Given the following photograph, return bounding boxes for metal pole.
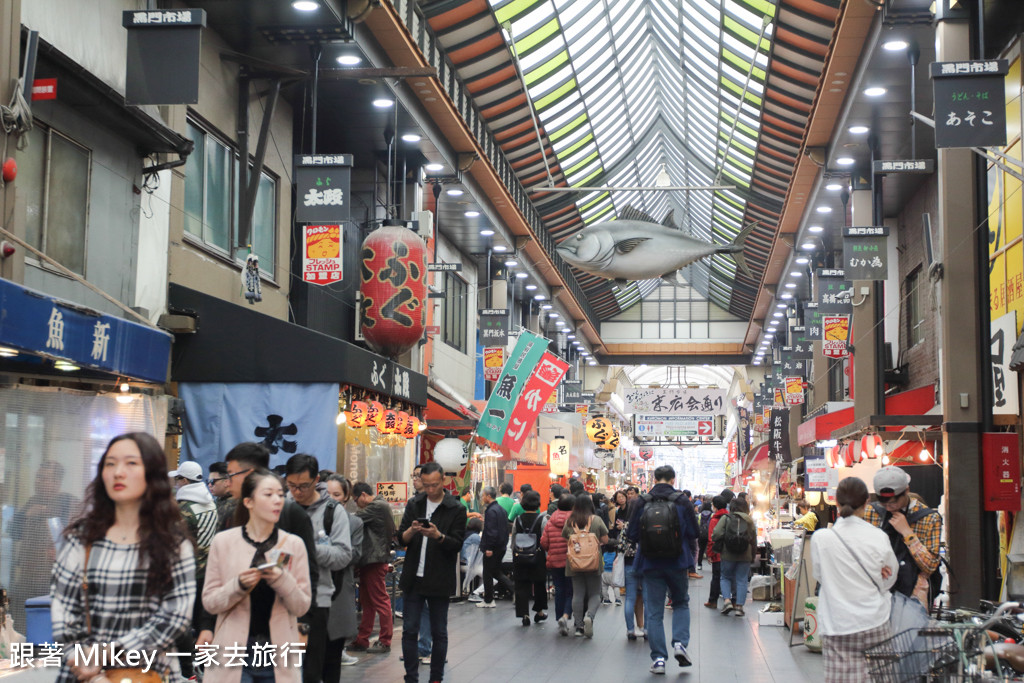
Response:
[310,44,321,154]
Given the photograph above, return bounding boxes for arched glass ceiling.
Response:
[490,0,775,312]
[624,364,737,390]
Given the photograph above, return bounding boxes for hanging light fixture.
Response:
[805,490,822,506]
[403,416,420,439]
[586,417,612,443]
[346,400,368,428]
[861,433,883,460]
[116,381,133,404]
[379,408,399,434]
[549,435,570,477]
[365,400,384,427]
[918,433,932,463]
[395,410,409,435]
[434,433,468,473]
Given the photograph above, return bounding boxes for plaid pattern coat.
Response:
[50,536,196,683]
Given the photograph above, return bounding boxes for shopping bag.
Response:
[611,553,625,587]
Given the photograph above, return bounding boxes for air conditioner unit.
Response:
[411,210,433,240]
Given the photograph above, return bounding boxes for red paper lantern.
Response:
[826,444,839,468]
[346,400,368,427]
[2,158,16,183]
[403,416,419,439]
[842,442,855,468]
[359,225,427,358]
[862,434,883,460]
[379,409,399,434]
[365,400,384,426]
[395,411,409,435]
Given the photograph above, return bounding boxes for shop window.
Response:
[21,123,91,275]
[828,357,849,402]
[442,271,467,352]
[906,267,924,347]
[183,120,277,277]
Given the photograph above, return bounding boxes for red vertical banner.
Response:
[983,432,1021,511]
[502,353,569,452]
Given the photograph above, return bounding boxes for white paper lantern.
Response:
[434,437,467,473]
[549,436,570,476]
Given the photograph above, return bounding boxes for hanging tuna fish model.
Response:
[555,207,757,286]
[359,223,427,358]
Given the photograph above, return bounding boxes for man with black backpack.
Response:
[479,485,514,608]
[626,465,700,675]
[865,466,942,607]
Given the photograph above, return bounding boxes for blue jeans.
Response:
[401,588,449,683]
[241,665,275,683]
[624,563,641,632]
[550,566,573,619]
[417,603,431,657]
[642,568,691,662]
[721,560,749,606]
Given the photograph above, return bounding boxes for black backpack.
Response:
[512,514,544,567]
[322,501,349,600]
[638,492,684,559]
[698,510,712,545]
[721,513,751,554]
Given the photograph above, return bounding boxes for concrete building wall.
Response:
[430,235,477,401]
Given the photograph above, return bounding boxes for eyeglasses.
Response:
[225,468,253,480]
[209,477,228,484]
[412,473,422,479]
[286,480,316,492]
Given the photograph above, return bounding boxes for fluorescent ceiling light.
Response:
[776,303,787,309]
[504,259,518,267]
[493,245,508,252]
[525,284,537,290]
[542,304,553,310]
[515,272,528,279]
[864,86,887,97]
[292,0,319,9]
[480,229,494,236]
[784,282,797,289]
[534,294,546,300]
[0,346,18,357]
[790,271,802,277]
[567,334,576,339]
[883,39,908,51]
[446,189,464,196]
[372,98,394,108]
[825,183,843,191]
[795,257,809,264]
[555,321,565,326]
[816,206,833,213]
[808,225,824,233]
[801,242,816,250]
[401,133,421,142]
[54,361,80,371]
[588,360,597,366]
[464,210,480,217]
[424,162,444,171]
[773,312,783,318]
[781,293,794,299]
[337,55,362,66]
[835,157,855,167]
[848,125,869,134]
[548,312,559,318]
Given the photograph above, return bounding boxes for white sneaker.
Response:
[583,615,594,638]
[650,658,666,675]
[557,616,569,636]
[467,593,483,603]
[633,627,647,639]
[477,600,497,608]
[340,651,358,666]
[673,642,692,667]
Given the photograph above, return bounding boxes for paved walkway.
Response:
[344,578,823,682]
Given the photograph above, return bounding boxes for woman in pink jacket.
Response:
[540,493,575,636]
[203,469,311,683]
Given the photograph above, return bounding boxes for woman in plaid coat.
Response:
[811,477,898,683]
[50,433,196,683]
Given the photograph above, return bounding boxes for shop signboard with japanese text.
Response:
[823,315,851,358]
[503,353,569,452]
[479,309,509,346]
[768,409,790,463]
[376,481,409,514]
[302,225,342,284]
[842,227,889,281]
[483,347,504,382]
[931,60,1008,149]
[476,331,549,445]
[294,155,352,224]
[991,312,1019,416]
[982,432,1021,511]
[633,414,715,438]
[817,269,852,314]
[805,457,828,491]
[624,388,726,416]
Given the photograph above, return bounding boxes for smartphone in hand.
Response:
[416,518,432,527]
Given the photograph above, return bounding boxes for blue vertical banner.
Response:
[179,382,340,470]
[476,331,548,444]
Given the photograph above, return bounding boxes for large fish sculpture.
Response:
[555,209,756,286]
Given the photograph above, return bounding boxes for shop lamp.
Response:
[116,382,133,404]
[365,400,384,427]
[586,417,612,443]
[841,442,855,467]
[434,434,468,473]
[395,411,409,435]
[805,491,822,506]
[418,419,428,432]
[403,416,419,439]
[335,411,347,425]
[549,435,570,476]
[346,400,368,428]
[379,409,399,434]
[918,434,932,463]
[882,454,891,465]
[862,434,883,460]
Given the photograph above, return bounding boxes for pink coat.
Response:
[202,527,312,683]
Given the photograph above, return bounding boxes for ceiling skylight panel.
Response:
[725,0,770,32]
[569,20,610,61]
[543,100,586,132]
[510,9,556,48]
[528,63,574,94]
[581,201,614,223]
[616,21,647,58]
[552,127,592,155]
[576,56,614,90]
[520,35,565,71]
[607,0,643,28]
[556,0,599,27]
[527,72,574,103]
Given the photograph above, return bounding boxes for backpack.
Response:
[512,514,544,567]
[698,509,712,545]
[321,501,349,600]
[720,513,752,554]
[638,492,684,559]
[567,519,602,572]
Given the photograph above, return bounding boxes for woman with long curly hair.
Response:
[50,432,196,683]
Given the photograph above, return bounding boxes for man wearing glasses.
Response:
[194,443,318,652]
[285,454,353,683]
[350,480,397,655]
[207,461,232,513]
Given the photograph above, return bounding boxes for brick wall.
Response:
[895,177,940,391]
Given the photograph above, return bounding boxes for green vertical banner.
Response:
[477,330,548,444]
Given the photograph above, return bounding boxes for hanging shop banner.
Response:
[294,155,353,224]
[624,387,727,416]
[779,350,808,378]
[754,412,765,433]
[982,432,1021,511]
[123,9,206,105]
[634,414,715,438]
[561,379,583,404]
[761,405,771,429]
[931,60,1008,149]
[302,224,343,284]
[823,315,852,358]
[479,309,509,346]
[790,326,814,360]
[503,352,569,452]
[769,408,791,463]
[805,457,828,491]
[738,407,750,459]
[542,390,558,414]
[816,269,852,314]
[0,277,172,383]
[774,388,785,407]
[842,227,890,281]
[483,347,504,382]
[477,331,549,445]
[991,311,1020,416]
[179,382,339,471]
[804,302,822,341]
[784,376,805,405]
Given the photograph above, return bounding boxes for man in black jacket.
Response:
[397,462,466,683]
[478,485,514,608]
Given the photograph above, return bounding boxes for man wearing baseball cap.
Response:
[865,466,942,607]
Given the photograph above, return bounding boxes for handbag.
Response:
[611,553,625,587]
[82,544,163,683]
[832,530,929,634]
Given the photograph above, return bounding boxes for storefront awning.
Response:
[169,284,427,405]
[0,277,172,382]
[742,442,771,473]
[797,384,937,446]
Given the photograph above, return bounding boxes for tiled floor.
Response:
[343,580,823,682]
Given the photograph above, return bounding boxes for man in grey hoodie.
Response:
[285,454,354,683]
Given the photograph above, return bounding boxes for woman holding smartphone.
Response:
[203,469,311,683]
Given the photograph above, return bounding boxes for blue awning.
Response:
[0,277,172,383]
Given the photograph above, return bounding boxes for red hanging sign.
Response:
[983,432,1021,511]
[502,352,569,452]
[823,315,851,358]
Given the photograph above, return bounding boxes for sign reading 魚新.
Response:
[842,227,890,281]
[302,225,342,285]
[931,59,1008,149]
[624,388,726,416]
[294,155,353,224]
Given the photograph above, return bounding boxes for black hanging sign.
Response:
[790,326,814,360]
[873,160,935,174]
[294,155,353,224]
[842,226,890,281]
[931,59,1008,149]
[123,9,206,105]
[479,309,509,346]
[769,408,791,463]
[816,269,853,314]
